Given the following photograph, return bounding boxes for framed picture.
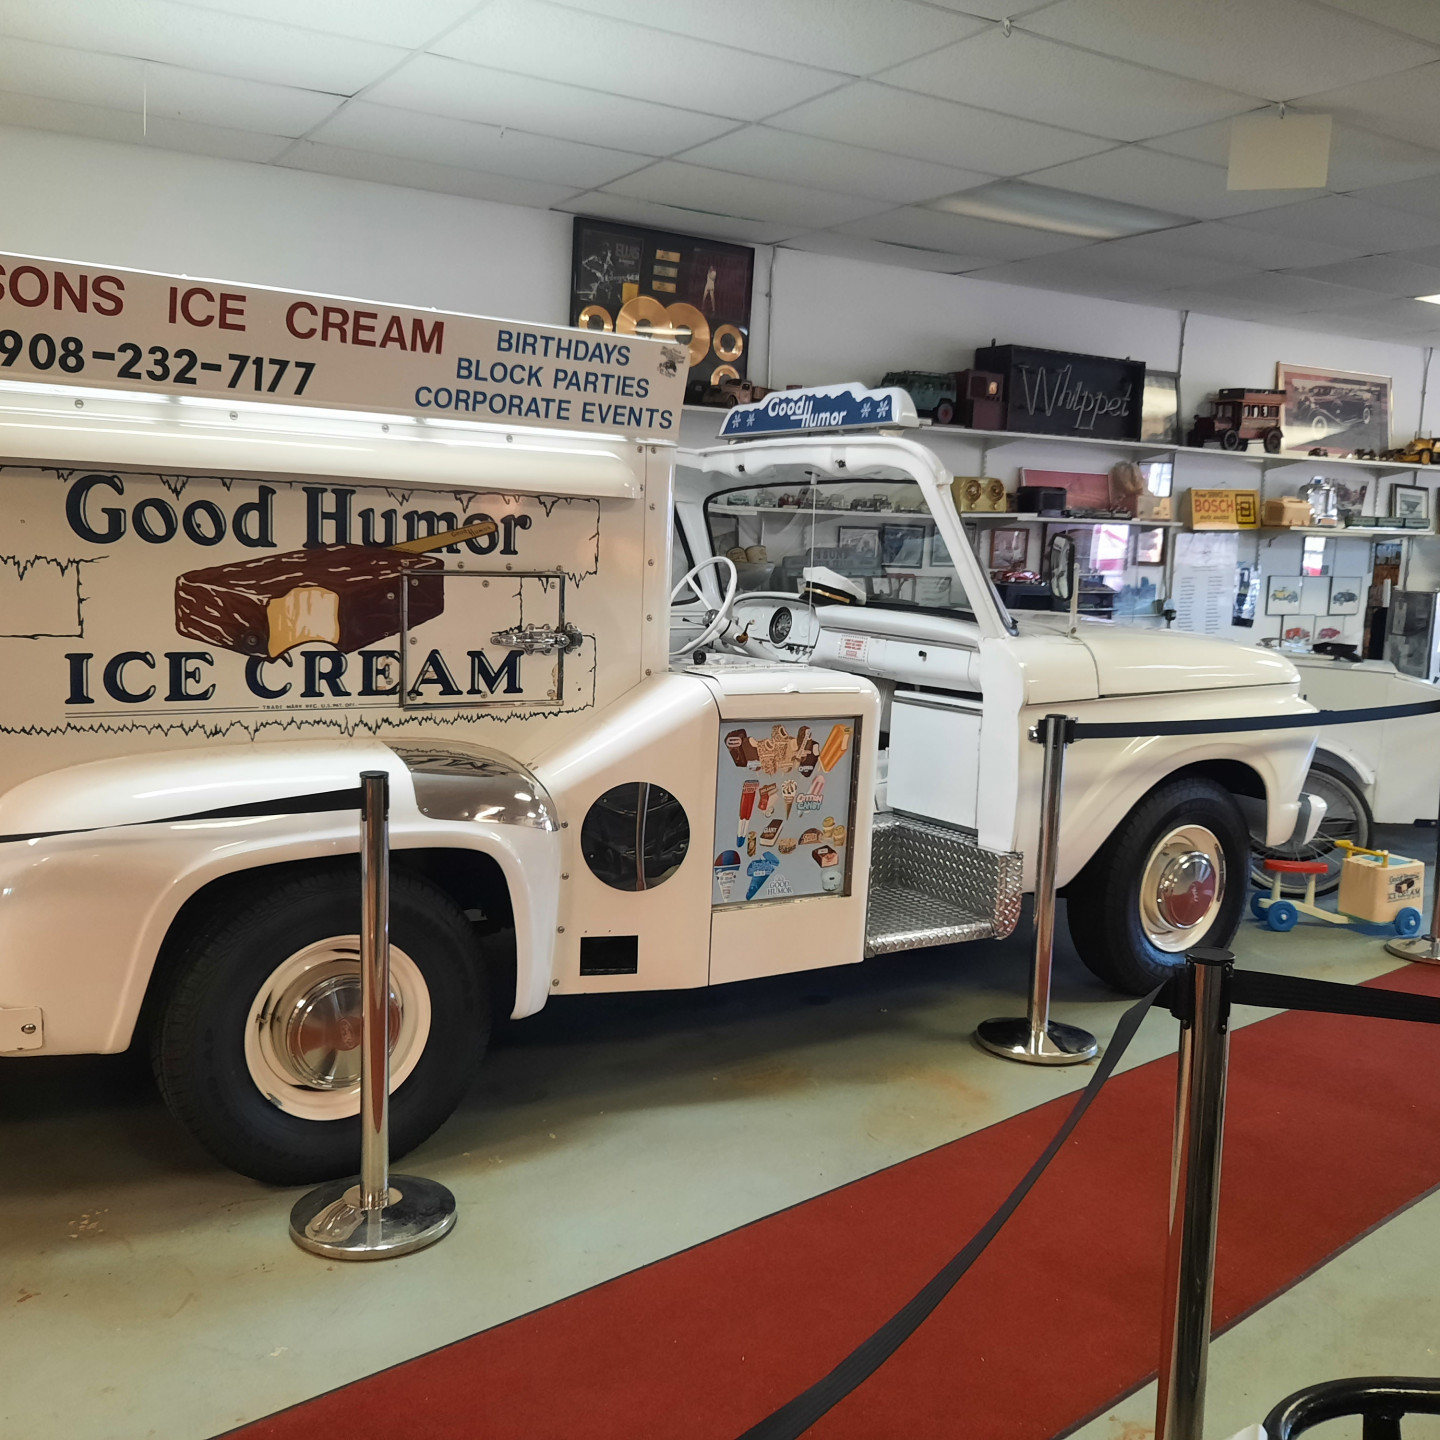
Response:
[1332,475,1371,523]
[1277,362,1391,455]
[1328,579,1363,616]
[837,526,880,563]
[1390,483,1430,524]
[1266,575,1302,615]
[1134,526,1165,565]
[881,523,926,566]
[929,529,952,569]
[1281,615,1314,647]
[570,217,755,406]
[1301,575,1331,615]
[990,527,1029,573]
[1140,370,1180,444]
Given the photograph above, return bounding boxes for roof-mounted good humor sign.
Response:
[0,253,688,439]
[718,383,918,439]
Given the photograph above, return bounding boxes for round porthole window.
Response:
[580,783,690,891]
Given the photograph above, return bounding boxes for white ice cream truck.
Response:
[0,255,1321,1182]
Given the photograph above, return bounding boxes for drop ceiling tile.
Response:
[837,206,1098,260]
[1146,114,1440,191]
[554,0,989,74]
[309,101,648,188]
[1027,146,1321,221]
[601,161,893,229]
[674,127,991,204]
[172,0,482,47]
[1024,0,1438,100]
[366,55,736,155]
[957,255,1169,302]
[1341,297,1440,331]
[0,0,403,91]
[559,191,800,244]
[1281,254,1440,297]
[879,30,1258,143]
[278,140,579,207]
[768,82,1114,173]
[780,231,991,273]
[922,0,1053,16]
[1051,236,1258,289]
[0,39,345,135]
[1348,175,1440,218]
[1225,193,1440,252]
[0,87,291,161]
[1317,0,1440,45]
[1100,218,1365,268]
[1174,271,1391,312]
[1396,242,1440,268]
[432,0,842,120]
[1300,64,1440,151]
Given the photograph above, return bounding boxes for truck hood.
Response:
[1013,613,1299,696]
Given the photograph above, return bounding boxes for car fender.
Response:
[0,740,561,1055]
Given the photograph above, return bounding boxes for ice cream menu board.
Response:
[712,717,857,906]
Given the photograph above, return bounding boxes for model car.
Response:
[1187,389,1285,453]
[704,375,771,408]
[1382,437,1436,465]
[881,370,961,426]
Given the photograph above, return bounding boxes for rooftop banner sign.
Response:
[718,382,918,439]
[0,253,688,440]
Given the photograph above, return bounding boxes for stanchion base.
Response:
[289,1174,456,1260]
[975,1016,1099,1066]
[1385,934,1440,965]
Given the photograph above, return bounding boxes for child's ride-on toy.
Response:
[1252,843,1424,937]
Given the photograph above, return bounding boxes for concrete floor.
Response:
[2,829,1437,1440]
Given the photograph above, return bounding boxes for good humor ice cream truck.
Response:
[0,254,1321,1182]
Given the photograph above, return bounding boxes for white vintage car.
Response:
[0,305,1320,1186]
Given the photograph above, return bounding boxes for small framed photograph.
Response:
[1280,615,1314,647]
[881,523,926,566]
[837,526,880,563]
[1390,483,1430,524]
[929,529,952,569]
[1301,575,1331,615]
[989,526,1029,573]
[1133,526,1165,565]
[1266,575,1302,615]
[1328,579,1363,616]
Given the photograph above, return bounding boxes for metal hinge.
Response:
[0,1006,43,1051]
[490,622,583,656]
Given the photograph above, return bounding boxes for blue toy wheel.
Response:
[1394,906,1423,937]
[1250,891,1269,921]
[1267,900,1299,932]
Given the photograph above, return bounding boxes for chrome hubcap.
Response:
[245,937,431,1121]
[1140,825,1225,952]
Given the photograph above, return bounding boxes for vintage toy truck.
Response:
[0,260,1321,1184]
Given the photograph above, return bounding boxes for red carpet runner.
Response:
[230,963,1440,1440]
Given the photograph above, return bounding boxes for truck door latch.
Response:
[490,623,583,655]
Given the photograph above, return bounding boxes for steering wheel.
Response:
[670,555,739,658]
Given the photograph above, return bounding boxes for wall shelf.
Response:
[959,513,1180,528]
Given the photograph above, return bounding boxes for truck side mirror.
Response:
[1048,534,1076,602]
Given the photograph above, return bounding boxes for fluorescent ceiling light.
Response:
[924,180,1186,239]
[1418,293,1440,305]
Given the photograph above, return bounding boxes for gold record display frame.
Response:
[570,217,755,405]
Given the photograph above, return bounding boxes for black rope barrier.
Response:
[0,786,364,845]
[734,986,1163,1440]
[735,966,1440,1438]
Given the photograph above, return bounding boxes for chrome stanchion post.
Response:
[289,770,457,1260]
[1156,948,1233,1440]
[976,713,1099,1065]
[1386,775,1440,964]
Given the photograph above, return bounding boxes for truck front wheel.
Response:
[1066,778,1248,994]
[151,864,488,1184]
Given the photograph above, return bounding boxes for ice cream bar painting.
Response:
[711,716,857,906]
